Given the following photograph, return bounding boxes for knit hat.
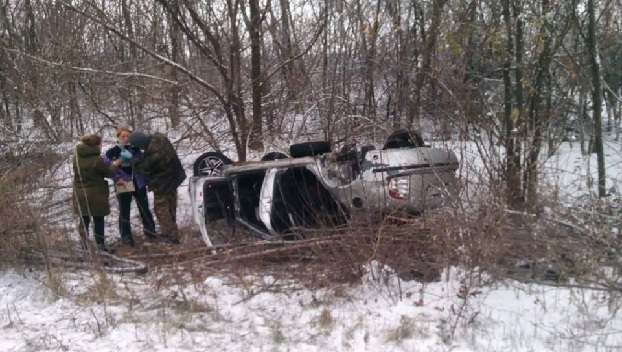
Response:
[129,131,149,149]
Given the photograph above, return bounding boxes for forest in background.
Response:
[1,0,621,206]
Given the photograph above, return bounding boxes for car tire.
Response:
[383,130,426,149]
[193,152,233,176]
[260,152,289,161]
[289,141,332,158]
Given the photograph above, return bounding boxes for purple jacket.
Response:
[103,144,148,189]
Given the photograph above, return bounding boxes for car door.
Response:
[202,177,234,222]
[189,175,232,247]
[258,168,279,237]
[189,176,207,228]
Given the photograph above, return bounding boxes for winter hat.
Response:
[129,131,149,149]
[80,134,102,147]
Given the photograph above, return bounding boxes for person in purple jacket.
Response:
[104,126,156,249]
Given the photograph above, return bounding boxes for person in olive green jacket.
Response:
[73,134,122,252]
[129,131,186,244]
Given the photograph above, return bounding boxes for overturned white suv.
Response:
[189,130,459,247]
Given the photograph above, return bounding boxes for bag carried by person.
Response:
[115,180,135,193]
[115,168,135,194]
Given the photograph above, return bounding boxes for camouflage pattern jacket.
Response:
[136,133,186,194]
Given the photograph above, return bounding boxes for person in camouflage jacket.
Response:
[129,131,186,244]
[73,134,122,252]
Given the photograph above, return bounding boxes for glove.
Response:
[120,150,133,159]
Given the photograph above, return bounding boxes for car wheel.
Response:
[383,130,426,149]
[289,141,332,158]
[260,152,289,161]
[193,152,233,176]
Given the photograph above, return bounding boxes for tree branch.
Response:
[58,0,225,103]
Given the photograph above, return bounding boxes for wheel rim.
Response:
[198,156,226,176]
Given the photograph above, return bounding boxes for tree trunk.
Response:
[248,0,263,151]
[502,0,522,207]
[68,81,83,136]
[587,0,606,197]
[579,90,587,155]
[278,0,294,101]
[355,0,379,123]
[228,0,247,161]
[169,18,181,128]
[525,0,552,204]
[122,0,144,126]
[408,0,446,128]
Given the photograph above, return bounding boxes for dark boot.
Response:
[97,244,109,253]
[144,230,158,240]
[164,235,180,244]
[118,192,134,245]
[121,234,135,246]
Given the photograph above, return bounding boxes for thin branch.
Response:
[77,81,116,125]
[6,49,178,84]
[155,0,229,80]
[263,17,327,85]
[58,1,225,103]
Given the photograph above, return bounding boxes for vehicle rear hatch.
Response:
[363,148,459,211]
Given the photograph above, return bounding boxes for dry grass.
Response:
[386,315,421,342]
[0,152,54,267]
[105,195,621,300]
[316,308,334,330]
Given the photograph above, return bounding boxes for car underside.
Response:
[189,131,460,247]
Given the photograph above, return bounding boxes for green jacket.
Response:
[72,144,117,216]
[136,133,186,194]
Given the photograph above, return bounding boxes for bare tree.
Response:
[168,8,181,129]
[4,0,620,205]
[587,0,606,197]
[248,0,264,150]
[385,0,415,129]
[501,0,523,206]
[408,0,448,128]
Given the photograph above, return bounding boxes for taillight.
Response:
[387,176,409,200]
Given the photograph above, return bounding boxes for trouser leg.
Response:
[118,192,133,244]
[134,186,156,238]
[93,216,106,250]
[169,192,178,227]
[154,191,180,243]
[168,192,179,241]
[78,216,90,250]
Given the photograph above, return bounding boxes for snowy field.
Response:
[1,137,621,352]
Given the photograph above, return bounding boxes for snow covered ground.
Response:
[1,137,621,352]
[1,265,620,351]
